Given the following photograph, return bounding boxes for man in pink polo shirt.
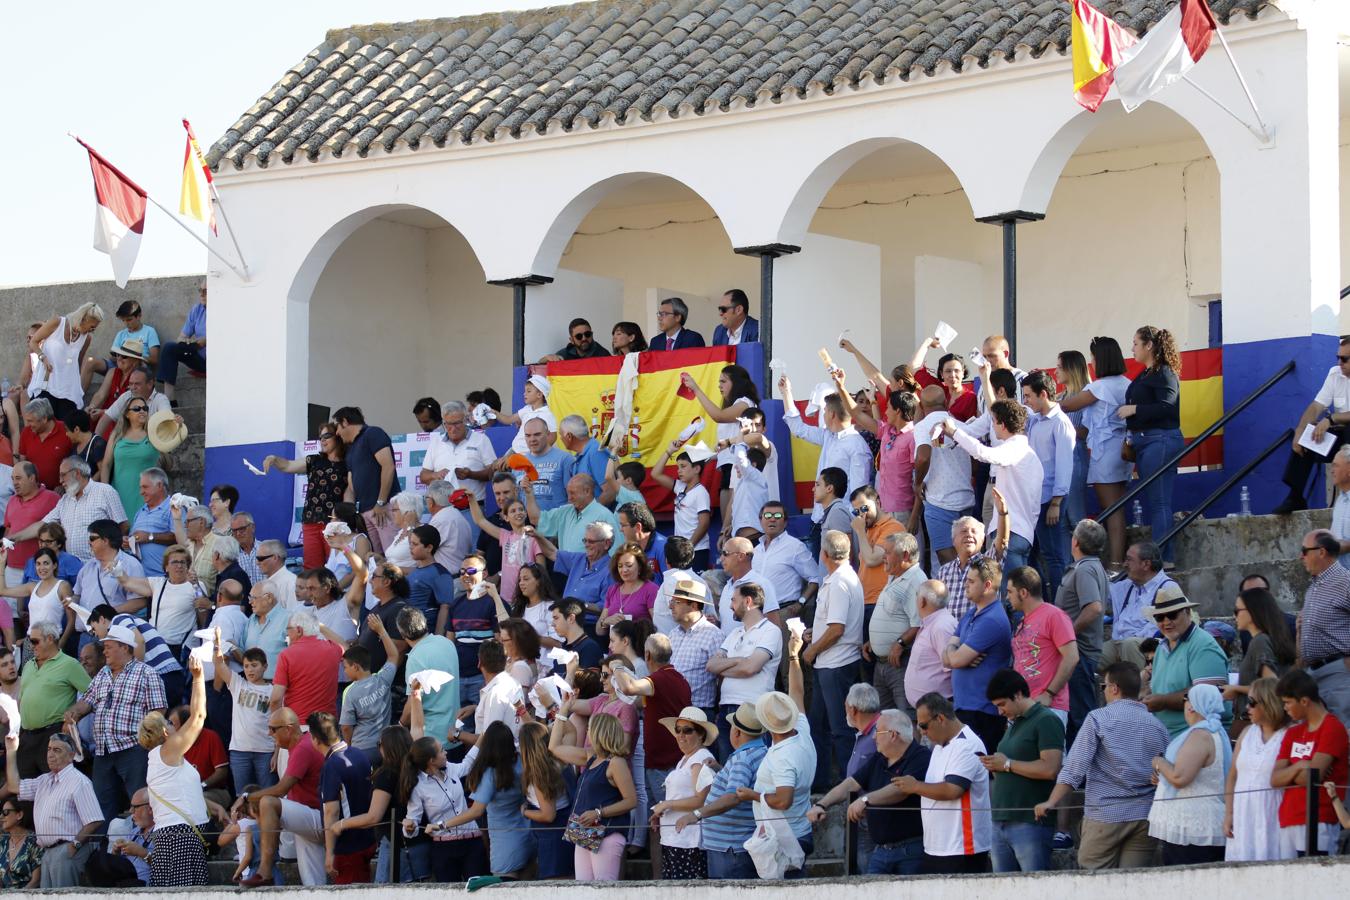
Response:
[1,462,57,587]
[1006,566,1078,728]
[270,609,342,721]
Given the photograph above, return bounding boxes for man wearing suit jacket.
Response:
[712,289,760,346]
[651,297,706,351]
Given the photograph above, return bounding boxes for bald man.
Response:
[236,708,327,887]
[717,536,781,635]
[976,335,1027,415]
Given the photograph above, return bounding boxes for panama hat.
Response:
[728,702,765,737]
[659,706,718,747]
[111,338,148,362]
[670,578,711,605]
[148,409,188,453]
[1142,583,1199,619]
[756,691,799,735]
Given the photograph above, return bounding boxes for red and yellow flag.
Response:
[179,119,217,234]
[546,347,735,513]
[1071,0,1138,111]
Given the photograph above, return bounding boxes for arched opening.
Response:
[296,205,504,433]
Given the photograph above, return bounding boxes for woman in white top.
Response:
[381,491,424,572]
[1148,684,1230,865]
[1059,336,1132,569]
[119,544,199,652]
[1224,677,1293,861]
[496,617,541,691]
[27,303,104,416]
[497,375,557,457]
[138,654,210,886]
[682,364,760,522]
[651,706,717,879]
[399,735,486,881]
[493,563,561,664]
[25,548,73,648]
[323,504,374,593]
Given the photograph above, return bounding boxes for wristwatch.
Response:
[1004,759,1013,773]
[693,809,703,820]
[375,500,387,507]
[860,795,869,806]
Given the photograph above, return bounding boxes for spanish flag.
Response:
[1071,0,1138,111]
[179,119,217,234]
[546,347,735,514]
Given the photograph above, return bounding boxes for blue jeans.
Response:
[706,846,759,879]
[714,704,738,762]
[867,836,924,875]
[157,341,206,385]
[990,821,1053,872]
[1132,428,1183,562]
[1065,441,1089,528]
[459,673,484,709]
[93,745,148,822]
[1001,533,1032,597]
[230,749,277,796]
[1033,501,1069,599]
[809,663,858,792]
[375,836,413,883]
[645,766,671,806]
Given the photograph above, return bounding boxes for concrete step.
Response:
[162,432,206,497]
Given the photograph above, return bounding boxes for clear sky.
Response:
[0,1,553,288]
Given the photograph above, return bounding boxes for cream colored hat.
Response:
[148,409,188,453]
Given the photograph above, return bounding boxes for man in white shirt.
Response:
[462,638,524,743]
[1277,336,1350,514]
[913,387,974,567]
[1331,446,1350,569]
[778,375,874,520]
[893,692,992,873]
[869,531,926,711]
[100,367,172,437]
[716,536,780,634]
[975,335,1028,416]
[941,400,1043,583]
[803,529,864,792]
[257,540,299,610]
[425,480,474,576]
[419,401,497,502]
[1022,372,1077,598]
[707,581,782,760]
[752,501,819,615]
[298,568,357,684]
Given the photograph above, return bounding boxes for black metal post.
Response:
[487,275,554,368]
[733,243,800,393]
[1307,767,1321,856]
[975,212,1044,363]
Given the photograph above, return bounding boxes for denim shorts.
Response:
[924,504,964,551]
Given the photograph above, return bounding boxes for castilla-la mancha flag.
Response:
[77,138,147,288]
[1114,0,1218,112]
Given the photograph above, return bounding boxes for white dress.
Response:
[27,317,85,405]
[1226,725,1289,861]
[1148,730,1227,847]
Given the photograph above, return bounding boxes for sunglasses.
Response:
[319,433,336,441]
[1153,610,1185,623]
[674,726,702,736]
[128,406,148,413]
[256,554,277,563]
[1339,355,1350,364]
[232,525,253,534]
[459,567,480,576]
[917,720,931,731]
[760,511,785,520]
[267,724,291,733]
[1300,546,1321,556]
[573,331,593,340]
[717,306,732,313]
[0,808,18,815]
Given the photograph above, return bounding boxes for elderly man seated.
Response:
[236,707,326,887]
[2,730,104,887]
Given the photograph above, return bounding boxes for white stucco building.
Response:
[202,0,1347,538]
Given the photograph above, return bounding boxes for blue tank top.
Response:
[573,758,629,835]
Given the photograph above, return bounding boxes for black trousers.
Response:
[922,851,991,874]
[1282,425,1349,496]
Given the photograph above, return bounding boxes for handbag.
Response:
[562,811,606,852]
[1121,438,1136,463]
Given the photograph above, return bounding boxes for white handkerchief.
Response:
[468,583,488,600]
[410,669,455,693]
[933,321,958,351]
[804,382,833,416]
[189,643,217,663]
[323,521,352,540]
[548,647,578,666]
[968,347,988,370]
[786,617,805,638]
[676,417,705,444]
[193,627,217,642]
[613,677,638,704]
[243,458,265,476]
[0,692,19,739]
[170,493,200,509]
[0,538,13,551]
[1299,423,1337,456]
[70,604,92,625]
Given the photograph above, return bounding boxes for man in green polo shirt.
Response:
[980,668,1065,873]
[16,621,90,777]
[525,473,619,554]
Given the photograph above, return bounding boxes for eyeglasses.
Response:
[458,567,480,576]
[1233,606,1247,616]
[319,433,336,441]
[875,728,897,738]
[1153,610,1185,623]
[1300,546,1320,556]
[267,724,291,733]
[674,726,701,736]
[166,559,189,567]
[582,537,607,545]
[231,525,253,534]
[0,808,18,815]
[656,310,675,318]
[760,511,785,520]
[130,801,150,810]
[573,331,593,340]
[717,306,732,313]
[128,406,148,413]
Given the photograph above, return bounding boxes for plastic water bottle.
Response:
[1240,486,1252,516]
[1132,500,1144,527]
[0,377,9,397]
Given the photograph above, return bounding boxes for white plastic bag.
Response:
[743,800,804,879]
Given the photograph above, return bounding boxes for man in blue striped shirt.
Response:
[684,702,768,879]
[85,603,185,706]
[1033,660,1169,869]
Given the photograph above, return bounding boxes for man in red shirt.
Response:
[613,632,692,806]
[16,399,72,490]
[238,707,326,887]
[1273,669,1349,856]
[1,461,58,586]
[168,704,231,810]
[271,609,343,721]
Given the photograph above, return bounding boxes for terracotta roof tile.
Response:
[210,0,1268,168]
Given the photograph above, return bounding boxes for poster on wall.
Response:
[289,431,437,544]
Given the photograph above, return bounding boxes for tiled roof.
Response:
[208,0,1268,170]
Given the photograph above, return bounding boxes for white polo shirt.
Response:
[718,572,780,636]
[475,671,526,741]
[422,430,498,500]
[1315,364,1350,413]
[921,724,993,857]
[717,616,782,706]
[914,411,975,512]
[810,563,864,670]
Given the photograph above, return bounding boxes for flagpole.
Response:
[1179,75,1268,141]
[204,183,250,278]
[1211,25,1272,141]
[144,193,249,281]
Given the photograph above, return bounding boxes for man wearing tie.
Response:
[1101,541,1175,669]
[651,297,705,351]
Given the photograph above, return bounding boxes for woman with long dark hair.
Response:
[1117,326,1183,565]
[497,617,542,690]
[333,725,415,883]
[399,734,486,882]
[1223,588,1296,719]
[1061,337,1132,568]
[262,422,348,569]
[440,721,535,879]
[681,363,761,518]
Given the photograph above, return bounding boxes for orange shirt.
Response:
[859,517,906,605]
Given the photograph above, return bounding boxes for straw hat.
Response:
[1141,583,1199,620]
[755,691,799,735]
[658,706,718,747]
[111,338,148,362]
[670,578,711,605]
[728,702,764,737]
[148,409,188,453]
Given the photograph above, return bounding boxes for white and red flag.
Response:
[76,137,147,288]
[1113,0,1218,112]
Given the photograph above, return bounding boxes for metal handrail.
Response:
[1342,284,1350,300]
[1155,428,1294,547]
[1099,359,1297,523]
